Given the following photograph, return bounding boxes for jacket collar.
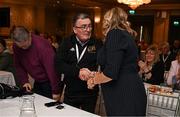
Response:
[70,34,95,46]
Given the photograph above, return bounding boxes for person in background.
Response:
[0,38,16,80]
[140,40,149,51]
[159,42,176,84]
[167,51,180,90]
[170,39,180,56]
[47,35,57,52]
[51,35,59,50]
[139,44,164,85]
[55,13,102,113]
[87,7,147,116]
[11,26,60,100]
[159,42,176,71]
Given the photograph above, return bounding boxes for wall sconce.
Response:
[94,7,101,23]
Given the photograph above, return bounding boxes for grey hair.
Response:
[11,26,29,42]
[72,13,91,27]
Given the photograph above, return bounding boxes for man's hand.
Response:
[79,68,92,81]
[52,94,60,101]
[23,83,32,92]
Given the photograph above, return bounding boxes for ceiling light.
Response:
[117,0,151,9]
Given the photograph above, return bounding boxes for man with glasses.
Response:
[11,26,60,100]
[55,13,102,113]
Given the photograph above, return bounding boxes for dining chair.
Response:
[146,89,180,117]
[95,85,106,116]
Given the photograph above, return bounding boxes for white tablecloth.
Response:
[0,71,16,86]
[0,94,100,117]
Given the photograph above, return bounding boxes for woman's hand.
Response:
[138,60,151,73]
[87,78,95,89]
[138,60,146,69]
[87,72,112,89]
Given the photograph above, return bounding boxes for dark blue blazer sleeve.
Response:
[103,29,129,80]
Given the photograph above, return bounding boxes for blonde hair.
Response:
[102,7,137,37]
[145,44,160,64]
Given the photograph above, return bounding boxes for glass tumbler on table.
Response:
[19,95,37,117]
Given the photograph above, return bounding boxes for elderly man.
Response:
[55,13,102,113]
[159,42,176,71]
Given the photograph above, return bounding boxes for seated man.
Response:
[159,42,176,71]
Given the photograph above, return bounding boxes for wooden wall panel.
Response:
[153,11,169,44]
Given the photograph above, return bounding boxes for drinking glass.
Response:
[19,95,37,117]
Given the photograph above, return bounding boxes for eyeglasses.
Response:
[75,24,92,31]
[146,51,155,56]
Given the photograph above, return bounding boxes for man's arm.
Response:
[55,39,80,77]
[39,40,60,97]
[13,47,29,87]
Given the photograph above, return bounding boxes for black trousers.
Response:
[64,94,98,113]
[33,81,52,99]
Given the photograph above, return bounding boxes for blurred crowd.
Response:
[0,7,179,116]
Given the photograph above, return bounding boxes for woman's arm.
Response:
[87,72,112,89]
[167,61,176,85]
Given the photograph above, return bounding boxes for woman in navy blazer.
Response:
[87,7,147,116]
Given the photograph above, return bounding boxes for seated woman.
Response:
[138,44,164,85]
[167,51,180,90]
[0,38,17,84]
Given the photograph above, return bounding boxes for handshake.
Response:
[79,68,99,89]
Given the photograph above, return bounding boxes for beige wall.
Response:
[0,4,35,36]
[153,11,170,44]
[0,3,96,38]
[0,1,46,37]
[44,8,66,35]
[35,6,45,33]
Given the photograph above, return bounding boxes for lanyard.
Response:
[162,51,171,63]
[75,44,87,63]
[162,54,169,63]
